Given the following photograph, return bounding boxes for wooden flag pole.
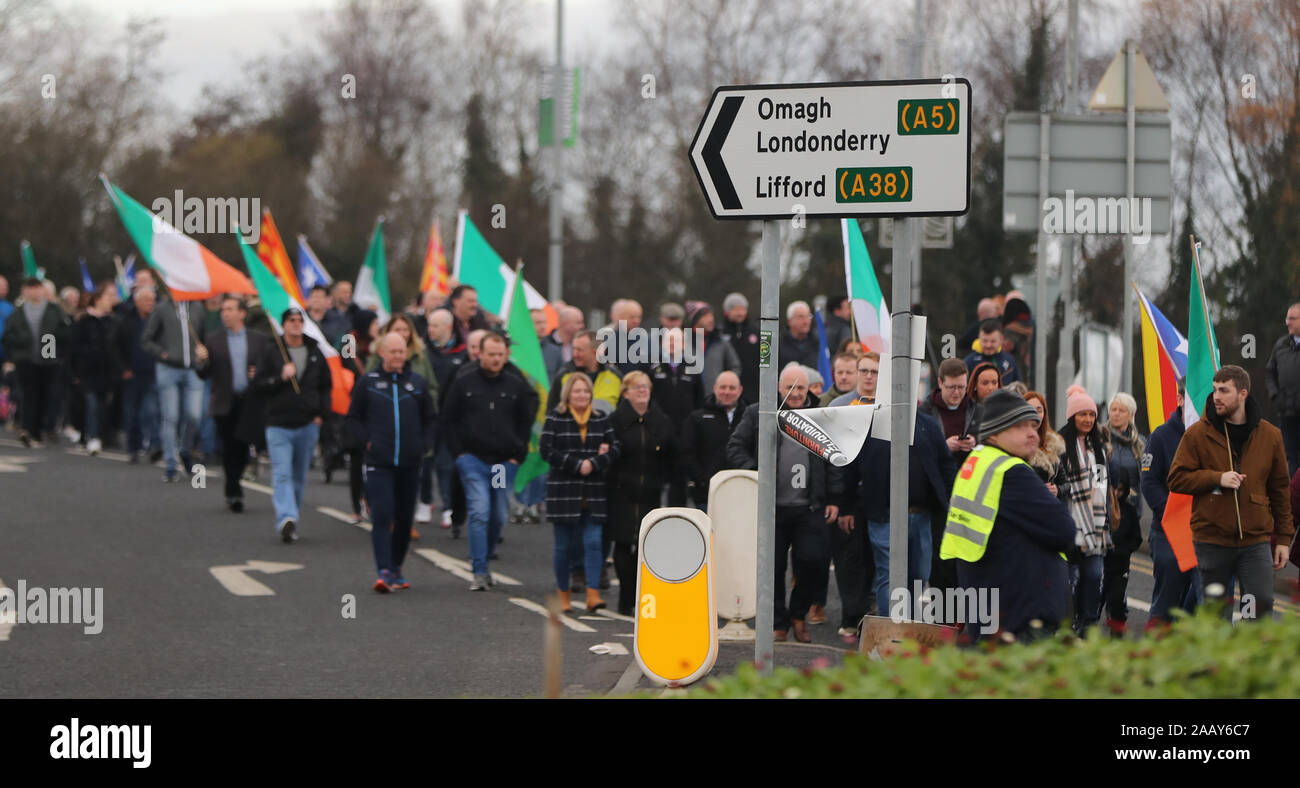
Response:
[268,313,301,395]
[1223,422,1244,540]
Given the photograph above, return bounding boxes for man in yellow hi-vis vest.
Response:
[940,390,1075,640]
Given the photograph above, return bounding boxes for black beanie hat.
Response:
[977,390,1040,442]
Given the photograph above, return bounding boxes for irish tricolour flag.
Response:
[100,175,255,300]
[238,236,354,415]
[842,218,889,352]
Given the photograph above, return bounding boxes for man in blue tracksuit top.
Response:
[347,332,438,592]
[1139,396,1202,624]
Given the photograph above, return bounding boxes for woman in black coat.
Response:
[540,372,621,614]
[71,283,120,455]
[606,371,675,616]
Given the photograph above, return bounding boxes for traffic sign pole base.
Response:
[717,619,755,641]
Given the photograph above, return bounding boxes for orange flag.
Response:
[1161,492,1198,572]
[257,209,306,307]
[419,216,450,295]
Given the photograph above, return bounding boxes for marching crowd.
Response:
[3,269,1299,641]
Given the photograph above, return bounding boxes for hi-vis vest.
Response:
[939,444,1027,562]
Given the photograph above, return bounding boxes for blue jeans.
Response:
[1069,554,1106,631]
[867,513,933,615]
[122,376,160,454]
[554,511,603,592]
[367,464,420,574]
[518,472,547,506]
[156,363,203,473]
[266,423,319,528]
[456,454,514,575]
[83,390,107,441]
[1148,522,1202,622]
[199,378,217,456]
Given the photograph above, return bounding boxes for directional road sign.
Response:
[689,79,972,220]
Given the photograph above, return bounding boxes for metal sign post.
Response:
[889,218,914,619]
[755,221,780,672]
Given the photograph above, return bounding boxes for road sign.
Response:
[1002,111,1172,234]
[689,79,972,220]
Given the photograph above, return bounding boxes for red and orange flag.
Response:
[419,216,450,296]
[256,208,305,307]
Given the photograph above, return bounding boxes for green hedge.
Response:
[690,606,1300,698]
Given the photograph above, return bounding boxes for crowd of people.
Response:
[3,267,1298,641]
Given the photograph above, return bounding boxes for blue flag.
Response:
[296,235,332,291]
[814,309,833,386]
[79,258,94,292]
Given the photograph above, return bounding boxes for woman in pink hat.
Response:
[1056,386,1116,634]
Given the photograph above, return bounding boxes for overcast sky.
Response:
[88,0,621,112]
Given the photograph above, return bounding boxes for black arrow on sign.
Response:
[703,95,743,210]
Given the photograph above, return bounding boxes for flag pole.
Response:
[267,313,301,395]
[1223,421,1244,540]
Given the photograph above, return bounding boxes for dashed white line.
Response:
[508,597,597,632]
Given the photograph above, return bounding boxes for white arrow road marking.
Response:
[209,561,303,596]
[64,447,130,462]
[318,506,370,531]
[0,455,41,472]
[588,642,629,656]
[508,597,596,633]
[0,577,14,641]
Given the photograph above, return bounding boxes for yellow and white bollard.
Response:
[633,508,718,687]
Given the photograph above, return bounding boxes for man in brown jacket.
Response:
[1168,365,1294,619]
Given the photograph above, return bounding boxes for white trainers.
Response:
[86,438,102,456]
[63,426,81,444]
[440,509,453,529]
[415,501,433,524]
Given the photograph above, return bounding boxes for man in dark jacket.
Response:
[726,365,842,643]
[441,331,536,589]
[2,277,72,446]
[1264,302,1300,475]
[197,295,269,512]
[649,327,704,506]
[142,291,209,481]
[321,280,358,348]
[822,296,854,355]
[679,370,746,510]
[1168,366,1293,620]
[253,307,332,542]
[838,410,958,633]
[541,305,583,382]
[919,357,978,455]
[940,390,1076,640]
[113,286,161,461]
[426,308,467,528]
[962,318,1020,383]
[1140,398,1201,625]
[348,331,438,593]
[719,292,760,402]
[777,301,821,371]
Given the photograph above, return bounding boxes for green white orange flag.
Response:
[100,175,255,300]
[1161,235,1223,573]
[842,218,889,352]
[504,264,550,493]
[419,216,450,296]
[354,217,390,323]
[257,209,306,307]
[452,210,508,318]
[238,235,354,415]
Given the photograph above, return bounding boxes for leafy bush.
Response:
[690,606,1300,699]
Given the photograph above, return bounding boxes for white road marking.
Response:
[1126,596,1151,612]
[417,548,521,586]
[0,455,41,472]
[318,506,371,531]
[588,608,634,622]
[64,447,130,462]
[610,660,643,695]
[589,642,629,655]
[209,560,303,596]
[240,480,275,496]
[508,597,597,632]
[0,577,14,642]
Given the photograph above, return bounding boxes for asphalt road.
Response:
[2,434,1296,698]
